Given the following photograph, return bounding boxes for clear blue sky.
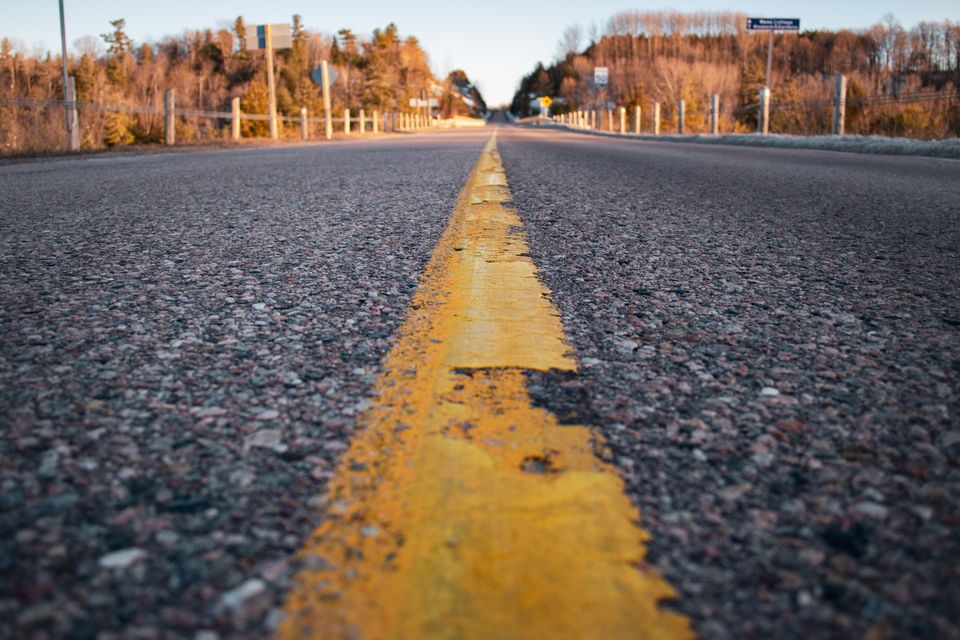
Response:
[5,1,958,105]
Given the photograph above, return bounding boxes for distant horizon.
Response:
[4,1,958,106]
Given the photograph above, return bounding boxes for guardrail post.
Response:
[677,99,685,134]
[758,86,770,135]
[231,97,241,141]
[344,109,351,135]
[164,89,175,145]
[833,74,847,135]
[619,107,626,134]
[66,76,79,151]
[634,106,641,134]
[359,108,366,135]
[710,93,719,135]
[606,109,613,132]
[373,109,380,133]
[653,101,661,136]
[300,107,309,140]
[590,110,596,130]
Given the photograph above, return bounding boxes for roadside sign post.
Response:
[311,61,337,140]
[265,24,277,140]
[592,67,608,131]
[539,96,552,118]
[746,18,800,89]
[244,23,293,141]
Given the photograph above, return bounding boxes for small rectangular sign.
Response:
[243,23,292,50]
[593,67,609,86]
[746,18,800,31]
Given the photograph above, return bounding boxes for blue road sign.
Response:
[746,18,801,31]
[311,66,340,87]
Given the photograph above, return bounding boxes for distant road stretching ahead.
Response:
[1,127,958,639]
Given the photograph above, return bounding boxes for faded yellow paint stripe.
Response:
[277,133,693,640]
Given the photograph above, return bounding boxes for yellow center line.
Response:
[277,131,694,640]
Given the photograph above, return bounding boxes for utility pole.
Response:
[58,0,78,151]
[265,24,278,141]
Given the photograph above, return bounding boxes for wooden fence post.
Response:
[359,108,366,135]
[677,99,685,134]
[66,76,79,151]
[164,89,175,145]
[321,60,333,140]
[619,107,626,134]
[653,101,661,136]
[300,107,308,140]
[710,93,719,135]
[231,97,241,141]
[759,86,771,135]
[634,106,641,134]
[373,110,379,133]
[344,109,351,135]
[833,74,847,135]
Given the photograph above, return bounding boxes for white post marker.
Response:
[677,99,685,134]
[359,109,366,135]
[300,107,308,140]
[344,109,351,135]
[634,106,641,134]
[653,101,661,136]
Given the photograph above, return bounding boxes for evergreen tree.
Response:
[101,19,133,88]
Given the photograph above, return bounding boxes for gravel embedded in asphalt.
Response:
[3,126,959,639]
[0,134,485,639]
[499,128,960,639]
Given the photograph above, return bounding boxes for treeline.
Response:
[0,17,486,153]
[513,11,960,138]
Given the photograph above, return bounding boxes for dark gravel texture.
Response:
[499,128,960,639]
[0,133,485,639]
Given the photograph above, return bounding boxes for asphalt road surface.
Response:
[2,127,958,639]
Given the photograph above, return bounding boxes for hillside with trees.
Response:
[0,17,487,153]
[512,11,960,138]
